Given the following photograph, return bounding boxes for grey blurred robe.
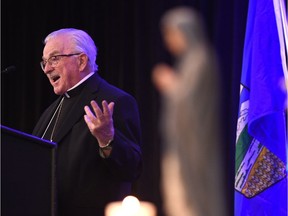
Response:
[159,7,228,216]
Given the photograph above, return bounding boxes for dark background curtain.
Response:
[1,0,248,215]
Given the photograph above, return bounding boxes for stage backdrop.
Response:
[1,0,248,215]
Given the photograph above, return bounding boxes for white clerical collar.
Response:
[64,71,94,98]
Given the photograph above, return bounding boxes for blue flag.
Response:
[234,0,287,215]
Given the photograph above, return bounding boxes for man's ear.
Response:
[79,53,89,71]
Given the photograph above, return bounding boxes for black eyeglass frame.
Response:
[40,53,82,71]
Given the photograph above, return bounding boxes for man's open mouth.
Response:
[51,75,60,83]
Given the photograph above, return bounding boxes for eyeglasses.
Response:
[40,53,81,71]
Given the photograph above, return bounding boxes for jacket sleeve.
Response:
[102,93,143,181]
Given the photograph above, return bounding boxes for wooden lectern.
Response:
[1,125,57,216]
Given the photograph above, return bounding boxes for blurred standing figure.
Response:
[152,7,227,216]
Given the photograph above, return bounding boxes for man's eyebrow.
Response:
[42,51,61,60]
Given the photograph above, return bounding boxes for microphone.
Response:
[1,65,16,74]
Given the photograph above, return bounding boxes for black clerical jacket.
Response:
[32,72,142,216]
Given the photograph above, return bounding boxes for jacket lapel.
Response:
[33,97,62,138]
[52,73,101,143]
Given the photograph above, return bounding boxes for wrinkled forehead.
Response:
[43,35,74,57]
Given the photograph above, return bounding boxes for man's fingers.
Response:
[84,106,95,119]
[84,114,91,125]
[91,100,103,118]
[102,100,114,116]
[86,100,114,120]
[108,102,114,115]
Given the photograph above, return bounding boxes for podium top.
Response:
[1,125,57,148]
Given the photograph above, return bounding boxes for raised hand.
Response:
[84,100,115,147]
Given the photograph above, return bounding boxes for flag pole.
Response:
[273,0,288,212]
